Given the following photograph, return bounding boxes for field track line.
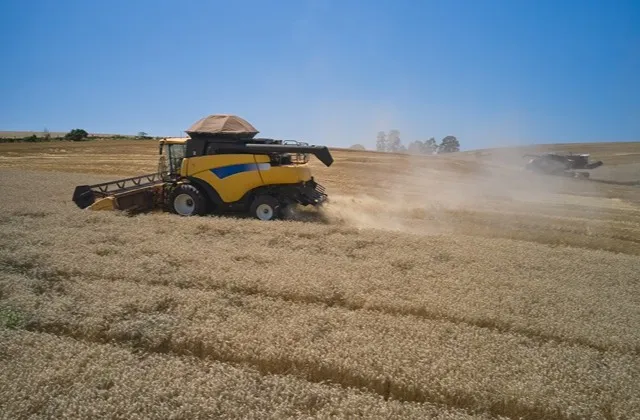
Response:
[20,320,579,420]
[3,256,638,357]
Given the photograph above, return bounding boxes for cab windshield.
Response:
[160,143,186,177]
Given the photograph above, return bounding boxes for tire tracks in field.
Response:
[439,214,640,256]
[4,266,634,420]
[220,279,640,357]
[20,319,576,420]
[455,226,640,256]
[3,257,639,358]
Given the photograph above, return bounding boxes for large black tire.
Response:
[169,184,207,216]
[249,195,281,221]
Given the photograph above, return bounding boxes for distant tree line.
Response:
[0,128,90,143]
[375,130,460,154]
[0,128,157,143]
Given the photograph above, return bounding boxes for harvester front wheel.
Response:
[169,184,207,216]
[249,195,281,221]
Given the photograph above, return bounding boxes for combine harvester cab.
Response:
[72,114,333,220]
[523,152,603,179]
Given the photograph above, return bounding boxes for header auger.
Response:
[72,114,332,221]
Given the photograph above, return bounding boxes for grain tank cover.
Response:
[185,114,259,138]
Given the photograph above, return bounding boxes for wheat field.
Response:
[1,140,640,419]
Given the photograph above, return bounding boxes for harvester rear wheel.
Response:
[169,184,207,216]
[249,195,281,221]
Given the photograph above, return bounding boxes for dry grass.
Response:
[0,139,160,175]
[1,140,640,419]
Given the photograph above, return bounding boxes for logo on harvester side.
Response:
[210,163,270,179]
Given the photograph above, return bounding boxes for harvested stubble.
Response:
[1,142,640,420]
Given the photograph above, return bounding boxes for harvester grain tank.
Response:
[72,115,333,220]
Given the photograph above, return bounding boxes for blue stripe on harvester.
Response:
[210,163,270,179]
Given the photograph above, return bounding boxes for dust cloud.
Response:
[309,150,617,235]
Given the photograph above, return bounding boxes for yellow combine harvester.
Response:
[72,115,333,220]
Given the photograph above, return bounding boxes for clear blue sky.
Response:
[1,0,638,150]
